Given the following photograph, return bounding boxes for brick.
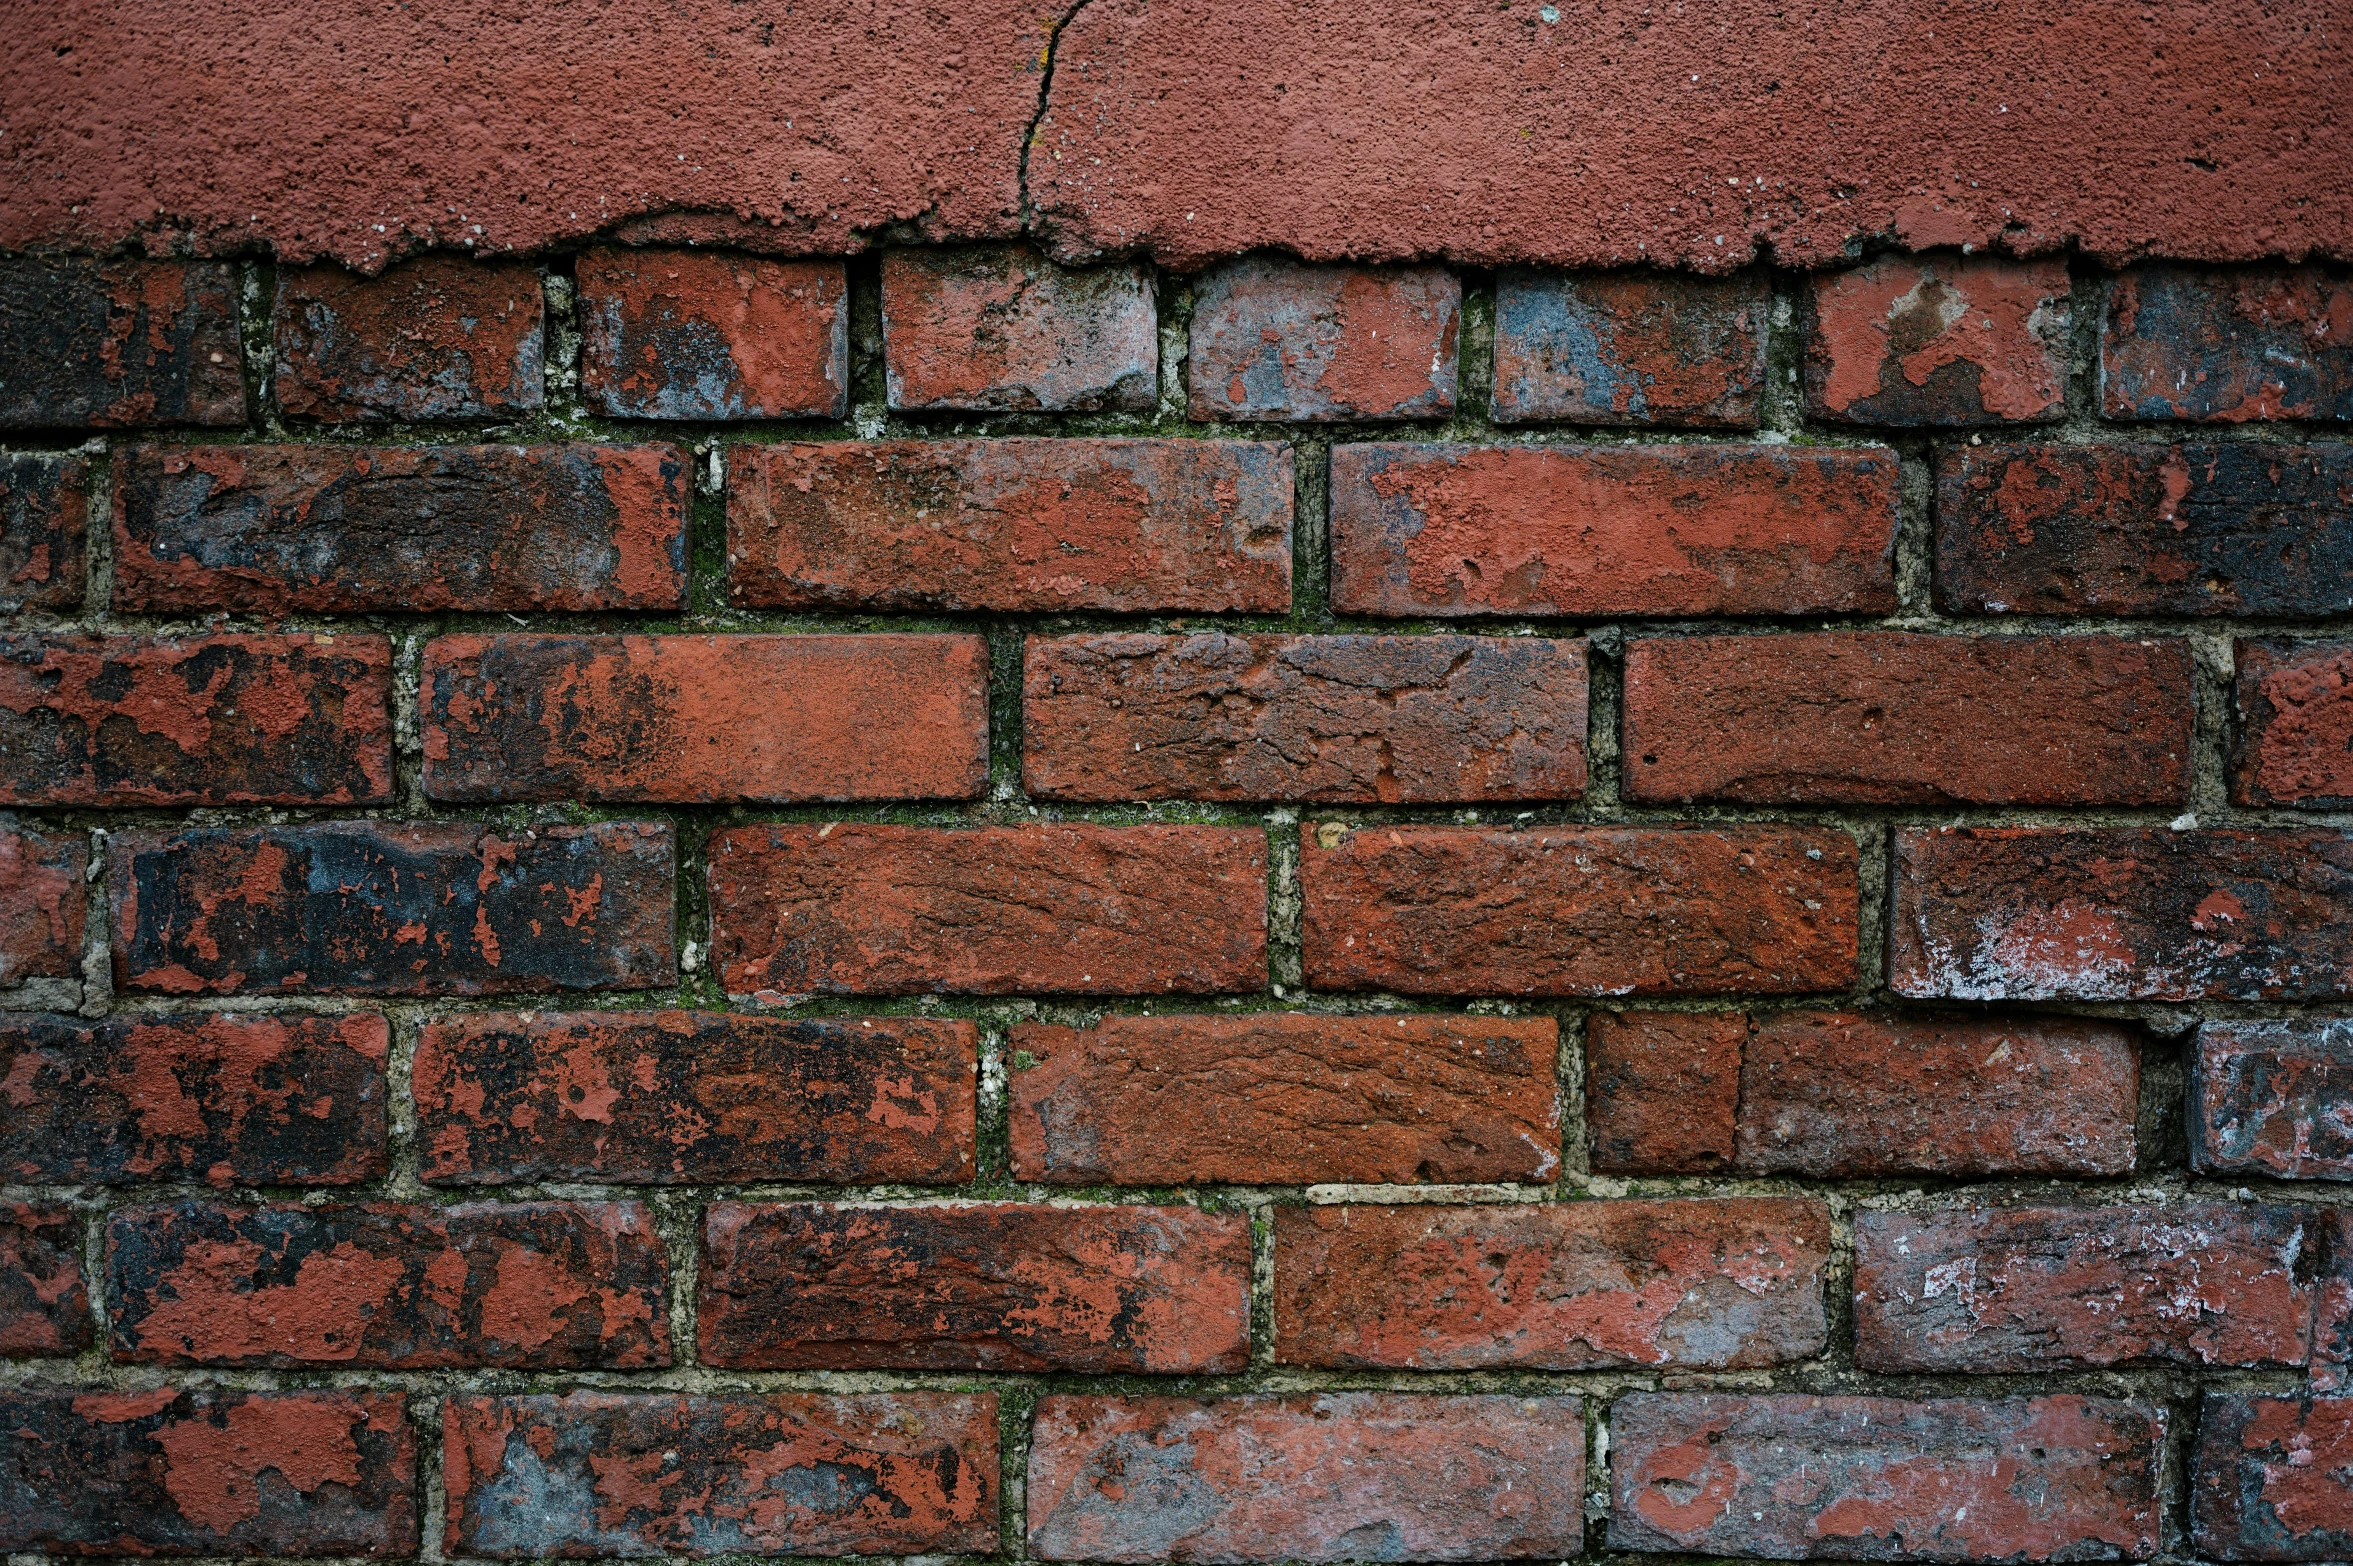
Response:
[0,1201,88,1357]
[1331,442,1899,617]
[423,633,988,803]
[1624,632,2192,806]
[1584,1011,1743,1174]
[2310,1210,2353,1391]
[1188,257,1458,421]
[1008,1012,1560,1185]
[443,1391,998,1559]
[884,244,1156,412]
[415,1010,976,1185]
[0,453,86,610]
[1610,1393,2164,1563]
[0,818,84,985]
[1854,1203,2317,1373]
[1027,1393,1586,1563]
[2196,1395,2353,1561]
[0,633,393,806]
[579,248,846,419]
[698,1200,1249,1371]
[113,442,687,613]
[1301,822,1858,997]
[0,1388,415,1557]
[2235,639,2353,806]
[1934,442,2353,618]
[274,257,542,421]
[1,1012,388,1185]
[709,822,1266,998]
[2192,1019,2353,1180]
[2104,266,2353,422]
[1275,1198,1828,1370]
[1493,270,1765,426]
[1024,633,1587,803]
[1803,255,2069,425]
[0,257,244,429]
[725,437,1291,612]
[1890,827,2353,1002]
[108,1201,669,1368]
[112,820,675,996]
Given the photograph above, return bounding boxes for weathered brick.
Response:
[883,244,1156,412]
[709,823,1265,998]
[0,1201,89,1357]
[578,248,846,419]
[0,1388,416,1557]
[1301,822,1858,997]
[1,1012,388,1185]
[1023,633,1587,803]
[113,443,687,612]
[275,257,542,421]
[1493,270,1766,426]
[1934,442,2353,618]
[2235,639,2353,806]
[1027,1393,1586,1563]
[1584,1011,1743,1174]
[1188,257,1458,421]
[0,818,84,985]
[0,633,393,806]
[112,820,675,996]
[1624,632,2192,805]
[1854,1204,2317,1372]
[1275,1198,1828,1370]
[1330,442,1899,617]
[1610,1393,2164,1562]
[2195,1395,2353,1561]
[725,437,1292,612]
[0,453,86,610]
[1804,254,2069,425]
[2310,1209,2353,1392]
[2193,1019,2353,1180]
[698,1200,1249,1372]
[423,633,988,803]
[108,1201,669,1368]
[1890,827,2353,1002]
[0,257,245,429]
[2104,266,2353,422]
[443,1392,999,1559]
[415,1011,976,1185]
[1007,1012,1560,1185]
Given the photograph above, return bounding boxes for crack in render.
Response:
[1017,0,1102,235]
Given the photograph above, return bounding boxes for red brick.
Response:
[1276,1198,1828,1370]
[2192,1019,2353,1180]
[726,437,1292,612]
[0,1201,88,1357]
[1007,1012,1560,1185]
[1188,257,1458,421]
[443,1392,998,1559]
[1890,827,2353,1002]
[578,248,845,419]
[1493,270,1765,426]
[1,1012,388,1185]
[422,633,988,803]
[1330,442,1899,617]
[1610,1393,2164,1562]
[2311,1209,2353,1392]
[0,257,245,429]
[107,1200,669,1368]
[1624,632,2192,806]
[1027,1393,1586,1563]
[415,1010,975,1185]
[2105,266,2353,422]
[0,819,85,985]
[1584,1011,1743,1174]
[1024,633,1587,803]
[698,1200,1249,1372]
[884,245,1156,412]
[274,257,542,421]
[0,453,86,610]
[1301,822,1858,997]
[2196,1395,2353,1561]
[2235,639,2353,806]
[1854,1203,2317,1372]
[1804,255,2070,426]
[113,443,687,613]
[0,633,392,806]
[111,820,675,996]
[0,1388,415,1557]
[708,822,1266,998]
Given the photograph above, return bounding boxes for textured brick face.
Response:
[274,258,543,421]
[0,258,245,429]
[578,249,847,419]
[2194,1395,2353,1561]
[0,453,87,610]
[1803,255,2070,425]
[1493,270,1766,426]
[0,1202,90,1356]
[2193,1019,2353,1180]
[2234,639,2353,806]
[1584,1011,1744,1174]
[1188,258,1459,421]
[884,245,1157,412]
[0,820,85,985]
[2104,266,2353,422]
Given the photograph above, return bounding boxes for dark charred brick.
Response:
[0,1201,89,1357]
[1008,1012,1560,1185]
[2104,265,2353,422]
[1935,441,2353,618]
[112,443,687,613]
[1493,269,1766,426]
[726,437,1292,612]
[1804,254,2070,425]
[0,633,393,806]
[1584,1011,1743,1174]
[111,820,675,996]
[1024,633,1587,803]
[883,244,1156,412]
[2196,1395,2353,1561]
[443,1391,999,1559]
[1275,1198,1828,1371]
[107,1200,669,1368]
[274,257,543,421]
[1330,442,1899,617]
[0,1388,416,1557]
[0,257,245,429]
[1610,1393,2165,1562]
[708,822,1265,999]
[0,453,86,610]
[415,1010,976,1185]
[698,1200,1249,1372]
[2235,639,2353,806]
[2193,1019,2353,1180]
[1188,257,1459,421]
[0,818,84,985]
[579,248,847,419]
